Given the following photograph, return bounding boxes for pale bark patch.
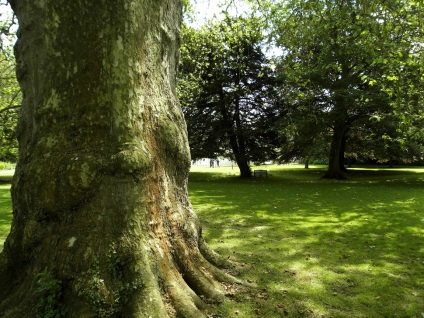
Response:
[68,237,77,248]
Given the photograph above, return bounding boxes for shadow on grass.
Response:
[189,167,424,317]
[0,167,422,316]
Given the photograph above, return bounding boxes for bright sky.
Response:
[190,0,250,26]
[192,0,222,20]
[0,1,12,15]
[190,0,281,58]
[0,2,16,47]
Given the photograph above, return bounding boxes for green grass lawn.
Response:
[189,164,424,318]
[0,165,422,317]
[0,169,13,251]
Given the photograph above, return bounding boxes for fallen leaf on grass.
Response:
[255,290,269,300]
[277,304,289,316]
[284,269,297,275]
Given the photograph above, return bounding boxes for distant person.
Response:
[210,159,214,168]
[216,159,220,167]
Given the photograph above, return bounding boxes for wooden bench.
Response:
[253,170,268,178]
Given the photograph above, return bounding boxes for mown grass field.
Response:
[0,165,423,317]
[0,169,13,252]
[189,164,424,318]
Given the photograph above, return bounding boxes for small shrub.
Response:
[33,268,67,318]
[0,161,15,170]
[75,248,143,318]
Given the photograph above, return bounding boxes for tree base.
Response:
[0,225,242,318]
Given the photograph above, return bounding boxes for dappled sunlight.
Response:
[0,166,422,316]
[249,225,272,232]
[0,184,12,252]
[189,166,424,317]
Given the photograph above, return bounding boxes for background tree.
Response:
[351,0,424,166]
[346,114,424,166]
[0,1,236,317]
[272,81,330,166]
[0,2,19,161]
[179,15,281,178]
[254,0,423,178]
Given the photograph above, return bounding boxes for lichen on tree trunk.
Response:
[0,1,238,317]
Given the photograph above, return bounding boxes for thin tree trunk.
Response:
[233,153,252,178]
[219,89,251,178]
[0,1,236,317]
[227,132,252,178]
[233,96,252,178]
[304,157,309,169]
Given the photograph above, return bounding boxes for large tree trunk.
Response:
[0,1,236,317]
[339,132,348,172]
[323,121,347,179]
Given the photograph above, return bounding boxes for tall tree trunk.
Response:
[0,1,236,317]
[219,90,251,178]
[226,130,251,178]
[224,126,251,178]
[233,96,252,178]
[323,121,347,179]
[233,151,252,178]
[339,133,348,172]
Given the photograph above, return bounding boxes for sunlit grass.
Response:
[0,169,13,251]
[189,164,424,317]
[0,184,12,252]
[0,165,423,316]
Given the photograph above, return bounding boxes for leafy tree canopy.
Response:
[249,0,423,175]
[0,2,19,162]
[178,14,283,176]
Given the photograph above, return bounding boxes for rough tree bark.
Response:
[0,1,237,317]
